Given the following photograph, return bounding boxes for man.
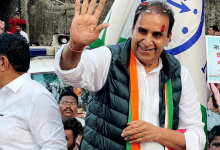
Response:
[32,41,39,46]
[55,0,206,149]
[208,125,220,150]
[0,20,5,34]
[214,31,220,36]
[0,33,67,150]
[63,118,83,150]
[58,91,85,126]
[9,11,26,33]
[16,24,29,43]
[208,25,219,35]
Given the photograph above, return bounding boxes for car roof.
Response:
[29,56,55,74]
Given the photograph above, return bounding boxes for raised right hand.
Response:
[68,0,109,52]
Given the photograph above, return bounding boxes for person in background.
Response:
[8,11,26,33]
[16,24,29,43]
[32,41,39,46]
[63,118,83,150]
[0,20,5,34]
[58,91,85,126]
[207,83,220,131]
[50,40,53,46]
[214,31,220,36]
[208,25,219,35]
[0,33,67,150]
[208,125,220,150]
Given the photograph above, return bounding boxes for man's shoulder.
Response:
[23,79,52,96]
[22,80,57,106]
[106,40,130,54]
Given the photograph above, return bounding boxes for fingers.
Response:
[81,0,88,15]
[121,126,142,138]
[87,0,97,15]
[127,121,139,125]
[124,121,142,132]
[94,0,106,19]
[95,23,109,34]
[124,132,145,142]
[75,0,80,17]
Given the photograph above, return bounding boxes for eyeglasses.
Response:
[60,101,77,106]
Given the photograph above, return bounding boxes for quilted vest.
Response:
[80,38,182,150]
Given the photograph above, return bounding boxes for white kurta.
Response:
[20,30,29,43]
[55,45,206,150]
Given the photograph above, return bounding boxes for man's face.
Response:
[16,25,21,32]
[59,96,78,119]
[131,12,171,66]
[64,129,74,148]
[209,136,220,150]
[209,27,215,35]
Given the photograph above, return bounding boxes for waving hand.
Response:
[69,0,109,51]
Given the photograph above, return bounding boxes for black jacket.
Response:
[80,38,182,150]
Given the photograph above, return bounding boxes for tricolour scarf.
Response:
[126,50,173,150]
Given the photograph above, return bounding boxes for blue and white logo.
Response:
[165,0,204,55]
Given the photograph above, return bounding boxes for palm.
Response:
[71,15,99,45]
[70,0,108,47]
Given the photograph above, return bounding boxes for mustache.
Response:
[64,107,73,112]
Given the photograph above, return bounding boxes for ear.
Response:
[208,143,210,149]
[165,32,172,47]
[0,56,10,72]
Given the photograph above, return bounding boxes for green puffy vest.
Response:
[80,38,182,150]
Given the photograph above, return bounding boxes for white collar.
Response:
[135,57,163,74]
[2,73,31,92]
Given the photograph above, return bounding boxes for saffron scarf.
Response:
[127,50,173,150]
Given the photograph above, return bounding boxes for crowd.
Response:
[0,10,54,47]
[0,0,219,150]
[0,11,29,43]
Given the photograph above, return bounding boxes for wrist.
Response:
[68,41,85,53]
[153,126,163,142]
